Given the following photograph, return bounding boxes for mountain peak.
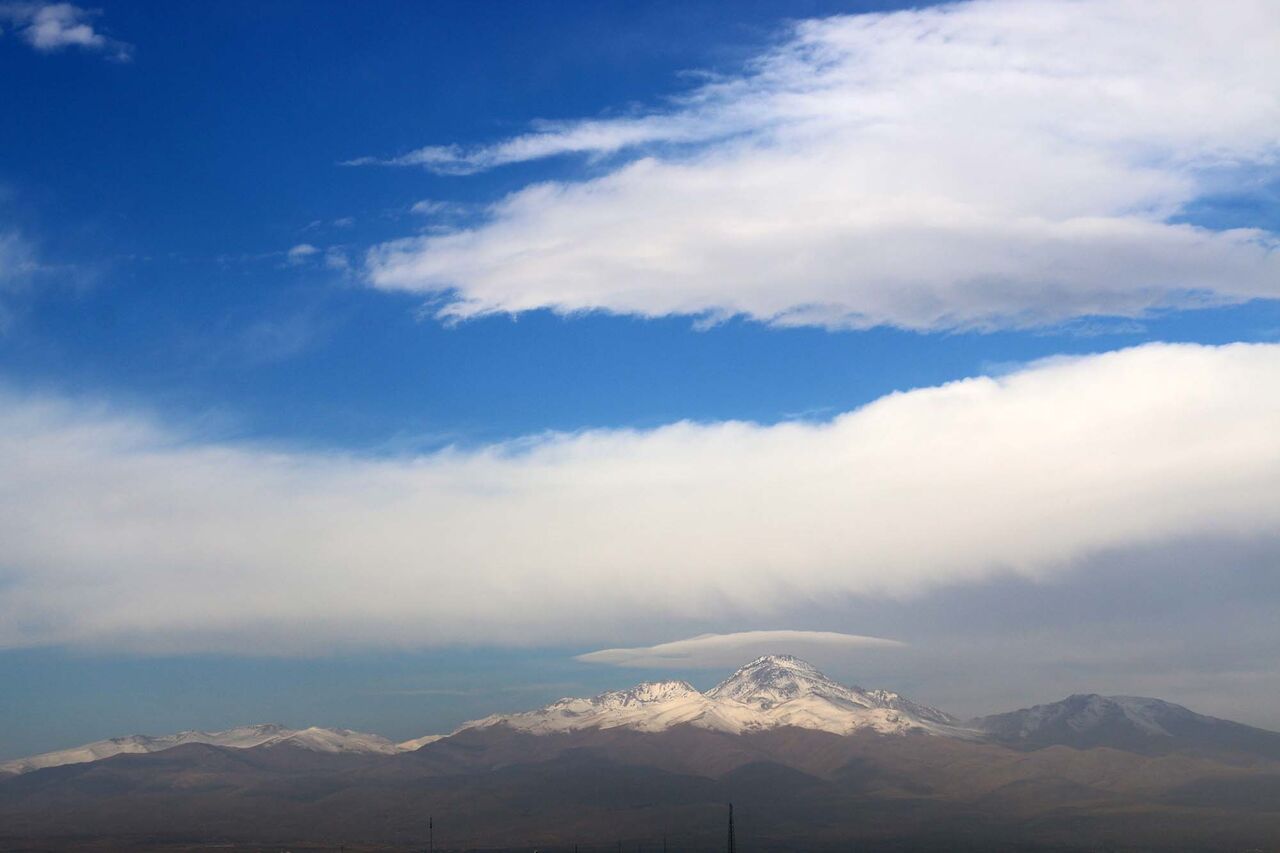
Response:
[726,654,825,679]
[971,693,1237,753]
[586,680,701,709]
[624,680,701,702]
[742,654,820,671]
[457,654,964,739]
[707,655,854,709]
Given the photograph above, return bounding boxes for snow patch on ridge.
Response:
[397,734,446,751]
[271,726,400,754]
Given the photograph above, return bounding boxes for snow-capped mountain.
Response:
[10,657,1280,780]
[978,694,1184,741]
[708,654,957,725]
[973,693,1280,758]
[463,679,733,735]
[0,723,403,775]
[463,655,965,737]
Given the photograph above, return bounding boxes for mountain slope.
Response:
[4,723,1280,852]
[0,723,402,775]
[974,693,1280,758]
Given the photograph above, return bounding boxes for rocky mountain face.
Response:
[3,655,1280,851]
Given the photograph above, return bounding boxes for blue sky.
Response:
[2,0,1279,759]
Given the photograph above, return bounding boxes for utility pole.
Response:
[727,803,736,853]
[429,815,434,853]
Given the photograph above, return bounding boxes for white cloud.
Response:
[0,3,133,60]
[577,630,905,669]
[1,343,1279,653]
[286,243,319,264]
[284,243,349,271]
[410,199,449,216]
[362,0,1280,330]
[349,113,724,175]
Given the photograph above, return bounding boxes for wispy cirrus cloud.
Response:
[0,230,42,332]
[284,242,351,272]
[0,3,133,61]
[346,113,737,175]
[577,631,905,669]
[359,0,1280,331]
[1,342,1279,654]
[0,230,38,283]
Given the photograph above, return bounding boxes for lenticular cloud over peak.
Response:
[363,0,1280,331]
[2,342,1279,654]
[577,631,906,669]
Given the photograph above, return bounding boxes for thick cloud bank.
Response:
[364,0,1280,330]
[1,343,1278,652]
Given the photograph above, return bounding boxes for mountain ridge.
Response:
[5,655,1280,850]
[0,722,403,775]
[973,691,1280,759]
[7,655,1280,776]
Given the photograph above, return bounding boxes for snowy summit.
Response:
[464,655,964,737]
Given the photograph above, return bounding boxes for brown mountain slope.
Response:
[3,724,1280,851]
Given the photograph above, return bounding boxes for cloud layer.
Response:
[363,0,1280,330]
[577,630,905,669]
[1,342,1278,653]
